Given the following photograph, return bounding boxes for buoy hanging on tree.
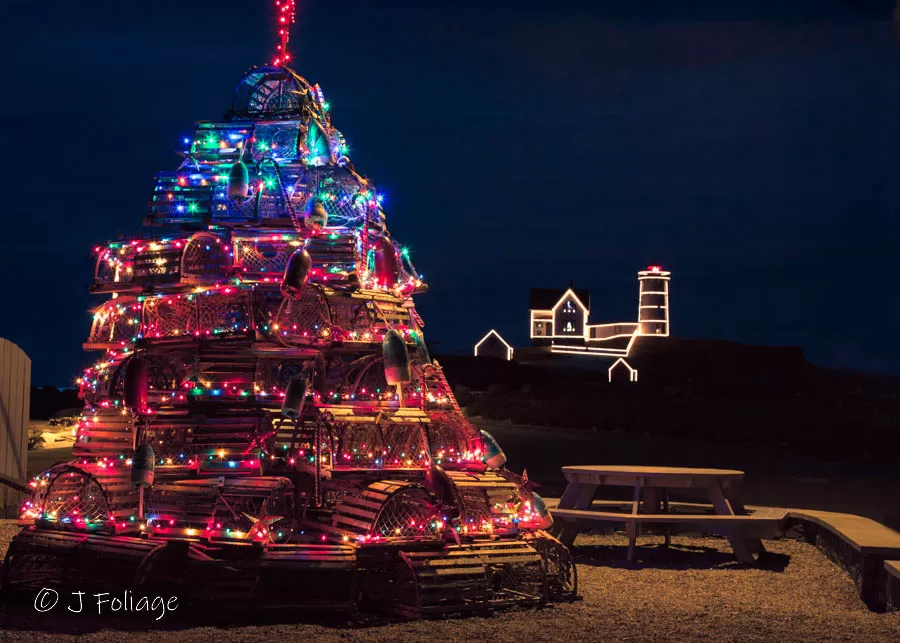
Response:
[412,331,431,363]
[530,492,553,529]
[307,121,329,163]
[124,357,148,412]
[374,237,399,287]
[425,464,456,506]
[382,329,411,385]
[282,248,312,296]
[130,442,156,488]
[227,159,249,199]
[304,196,328,230]
[314,355,327,397]
[281,375,308,419]
[368,208,387,238]
[296,123,309,158]
[480,429,507,468]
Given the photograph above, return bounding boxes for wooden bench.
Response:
[552,507,786,563]
[552,508,786,537]
[786,508,900,611]
[788,509,900,558]
[885,561,900,612]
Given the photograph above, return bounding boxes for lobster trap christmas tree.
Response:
[2,2,576,616]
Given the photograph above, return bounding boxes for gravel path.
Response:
[0,522,897,641]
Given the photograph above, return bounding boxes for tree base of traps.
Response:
[0,528,578,618]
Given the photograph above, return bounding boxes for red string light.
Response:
[272,0,298,66]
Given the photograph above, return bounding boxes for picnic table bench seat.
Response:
[885,560,900,611]
[551,507,787,539]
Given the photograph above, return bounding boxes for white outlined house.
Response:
[529,267,670,358]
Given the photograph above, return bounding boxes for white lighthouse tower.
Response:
[637,265,671,336]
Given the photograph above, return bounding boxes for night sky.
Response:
[1,0,899,386]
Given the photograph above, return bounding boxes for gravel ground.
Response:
[0,521,898,642]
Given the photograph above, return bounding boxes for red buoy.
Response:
[124,357,149,412]
[374,237,398,287]
[131,442,156,488]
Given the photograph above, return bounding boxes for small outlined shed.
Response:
[608,357,638,383]
[474,330,514,361]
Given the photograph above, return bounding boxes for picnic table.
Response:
[550,465,786,564]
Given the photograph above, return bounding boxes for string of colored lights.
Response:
[272,0,298,66]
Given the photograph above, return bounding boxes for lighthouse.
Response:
[638,265,671,336]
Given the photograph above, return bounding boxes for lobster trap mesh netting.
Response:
[330,421,427,469]
[447,472,522,534]
[426,412,485,464]
[94,247,136,287]
[331,422,382,467]
[380,422,429,468]
[147,477,294,541]
[236,238,297,276]
[271,287,332,342]
[41,469,111,526]
[181,235,229,281]
[287,167,373,228]
[529,535,579,600]
[490,554,545,605]
[88,300,141,345]
[372,487,441,538]
[197,291,251,335]
[327,298,373,337]
[142,297,197,338]
[350,361,391,399]
[313,188,369,227]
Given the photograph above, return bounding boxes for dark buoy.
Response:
[281,375,308,419]
[382,329,411,385]
[282,248,312,296]
[131,442,156,488]
[374,237,398,287]
[368,208,387,238]
[314,356,327,397]
[532,493,553,529]
[480,429,507,468]
[124,357,148,412]
[296,123,309,157]
[425,464,456,505]
[227,159,249,199]
[412,331,430,363]
[304,197,328,230]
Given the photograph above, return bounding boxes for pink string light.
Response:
[272,0,298,66]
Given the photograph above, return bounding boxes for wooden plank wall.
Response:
[0,338,31,518]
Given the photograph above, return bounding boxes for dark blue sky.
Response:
[1,0,899,385]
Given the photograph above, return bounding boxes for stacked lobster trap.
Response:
[0,57,577,617]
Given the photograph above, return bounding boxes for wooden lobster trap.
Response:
[446,470,523,535]
[144,476,295,542]
[357,539,547,618]
[2,530,358,613]
[134,540,358,612]
[24,463,139,535]
[1,529,162,594]
[330,480,442,542]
